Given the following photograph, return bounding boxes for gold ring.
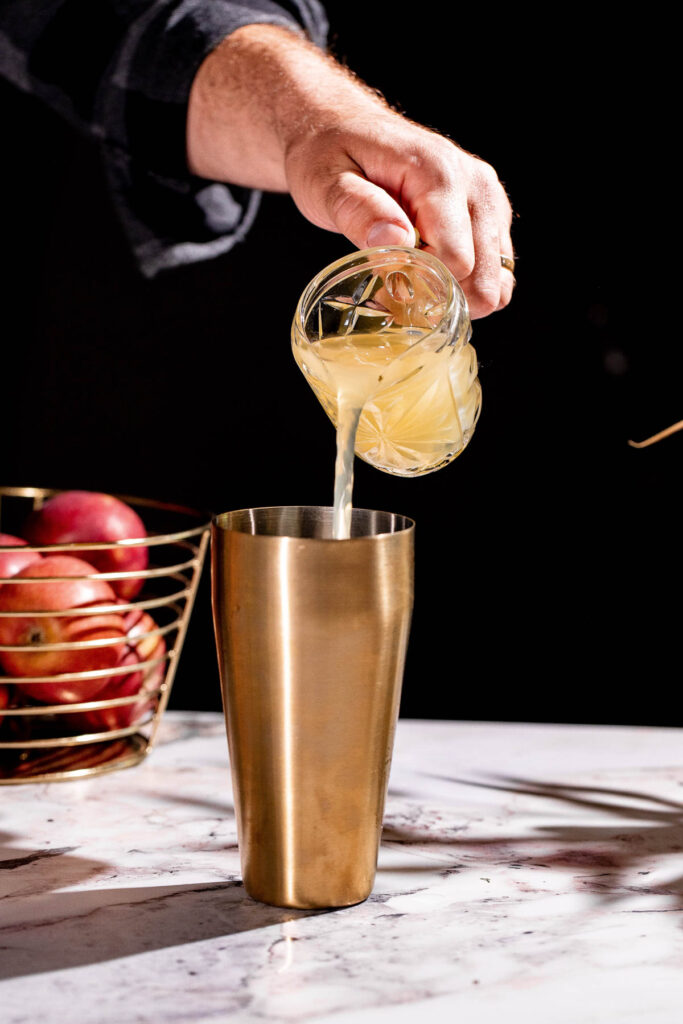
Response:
[413,227,422,248]
[500,254,516,273]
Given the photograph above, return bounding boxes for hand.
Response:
[187,25,514,319]
[286,113,514,319]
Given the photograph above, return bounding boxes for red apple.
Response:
[0,682,9,726]
[0,534,42,582]
[23,491,149,599]
[70,611,166,731]
[124,611,167,700]
[0,555,127,703]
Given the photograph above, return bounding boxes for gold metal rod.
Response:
[628,419,683,448]
[0,584,194,616]
[0,721,151,748]
[145,529,210,753]
[0,559,200,583]
[0,735,148,783]
[0,652,170,686]
[0,530,206,552]
[0,620,175,654]
[0,684,164,715]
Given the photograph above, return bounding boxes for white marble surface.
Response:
[3,713,683,1023]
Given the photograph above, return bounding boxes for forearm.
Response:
[186,23,387,191]
[186,20,514,318]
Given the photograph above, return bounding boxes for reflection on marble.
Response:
[3,714,683,1022]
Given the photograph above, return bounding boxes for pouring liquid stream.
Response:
[328,334,395,539]
[314,329,477,539]
[317,330,423,540]
[333,400,362,540]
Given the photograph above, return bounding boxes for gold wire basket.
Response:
[0,486,210,783]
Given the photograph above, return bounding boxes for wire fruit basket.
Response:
[0,486,210,783]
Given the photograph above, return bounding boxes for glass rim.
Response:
[212,505,415,540]
[292,245,466,349]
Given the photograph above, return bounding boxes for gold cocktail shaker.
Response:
[211,506,414,909]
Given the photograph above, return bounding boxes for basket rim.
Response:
[0,485,211,549]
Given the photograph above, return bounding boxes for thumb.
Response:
[314,168,416,249]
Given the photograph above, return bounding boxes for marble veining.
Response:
[2,714,683,1022]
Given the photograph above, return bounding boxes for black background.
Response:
[2,8,678,724]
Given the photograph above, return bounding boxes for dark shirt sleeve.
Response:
[0,0,328,277]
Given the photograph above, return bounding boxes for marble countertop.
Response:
[3,712,683,1023]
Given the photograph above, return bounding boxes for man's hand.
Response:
[187,24,514,319]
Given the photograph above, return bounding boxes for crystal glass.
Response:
[292,246,481,477]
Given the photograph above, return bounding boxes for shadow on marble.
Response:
[382,774,683,909]
[146,789,235,816]
[1,828,111,897]
[0,879,328,981]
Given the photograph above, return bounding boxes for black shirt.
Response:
[0,0,327,276]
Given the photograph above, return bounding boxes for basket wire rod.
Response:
[0,583,195,618]
[0,649,173,686]
[0,719,155,749]
[0,559,201,586]
[0,617,180,654]
[0,680,166,716]
[79,598,185,619]
[1,737,149,784]
[145,529,210,753]
[0,529,207,552]
[1,540,203,567]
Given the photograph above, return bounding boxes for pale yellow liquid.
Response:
[294,329,481,539]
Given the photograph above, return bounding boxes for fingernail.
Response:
[366,221,412,248]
